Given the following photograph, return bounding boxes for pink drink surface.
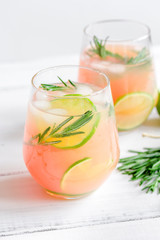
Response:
[23,83,119,198]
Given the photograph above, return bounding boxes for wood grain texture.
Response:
[0,54,160,239]
[1,218,160,240]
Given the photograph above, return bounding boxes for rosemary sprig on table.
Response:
[29,110,93,145]
[89,35,149,64]
[118,147,160,194]
[40,76,76,91]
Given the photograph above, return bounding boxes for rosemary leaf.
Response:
[127,48,148,64]
[62,111,93,134]
[105,50,124,60]
[68,79,76,88]
[39,126,51,143]
[40,76,76,92]
[89,35,149,65]
[53,131,84,138]
[28,110,94,146]
[29,133,41,142]
[42,140,61,145]
[57,76,68,87]
[40,84,66,91]
[118,147,160,194]
[49,116,74,136]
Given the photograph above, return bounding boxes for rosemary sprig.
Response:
[60,110,93,134]
[126,47,148,64]
[29,110,93,145]
[89,36,124,60]
[118,147,160,194]
[89,35,149,64]
[40,76,76,91]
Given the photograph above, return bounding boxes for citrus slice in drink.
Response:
[156,91,160,115]
[60,157,110,194]
[153,88,159,107]
[61,157,92,194]
[115,92,154,130]
[46,94,100,149]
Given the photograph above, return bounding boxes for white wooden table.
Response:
[0,52,160,240]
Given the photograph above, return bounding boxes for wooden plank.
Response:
[0,169,160,237]
[1,217,160,240]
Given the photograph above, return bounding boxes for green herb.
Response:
[40,76,76,91]
[68,79,77,88]
[118,147,160,194]
[126,48,149,64]
[49,116,74,136]
[61,110,93,134]
[156,90,160,115]
[29,110,93,146]
[89,36,124,60]
[89,35,149,65]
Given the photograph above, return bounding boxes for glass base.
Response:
[45,189,93,200]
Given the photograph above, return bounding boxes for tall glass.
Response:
[80,20,158,130]
[23,65,119,199]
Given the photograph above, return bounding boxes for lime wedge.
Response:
[47,94,100,149]
[115,92,154,130]
[156,91,160,115]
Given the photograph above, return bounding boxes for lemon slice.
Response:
[115,92,154,130]
[47,95,100,149]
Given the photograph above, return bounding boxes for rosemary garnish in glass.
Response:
[89,36,124,61]
[29,110,93,145]
[89,35,149,65]
[40,76,76,91]
[118,147,160,194]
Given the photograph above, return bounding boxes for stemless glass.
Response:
[80,20,158,130]
[23,65,119,199]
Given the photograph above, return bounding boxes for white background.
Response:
[0,0,159,62]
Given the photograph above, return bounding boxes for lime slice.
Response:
[156,91,160,115]
[61,157,92,194]
[46,189,93,199]
[153,88,159,107]
[50,94,95,115]
[47,94,100,149]
[61,157,110,194]
[115,92,154,130]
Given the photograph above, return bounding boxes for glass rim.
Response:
[31,65,110,98]
[84,19,151,43]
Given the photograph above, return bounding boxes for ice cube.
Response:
[91,61,126,74]
[36,91,48,100]
[33,100,51,111]
[47,108,67,116]
[91,61,111,71]
[75,84,93,95]
[107,64,126,74]
[90,93,108,109]
[43,108,68,124]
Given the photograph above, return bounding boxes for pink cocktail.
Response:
[80,20,158,130]
[23,66,119,199]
